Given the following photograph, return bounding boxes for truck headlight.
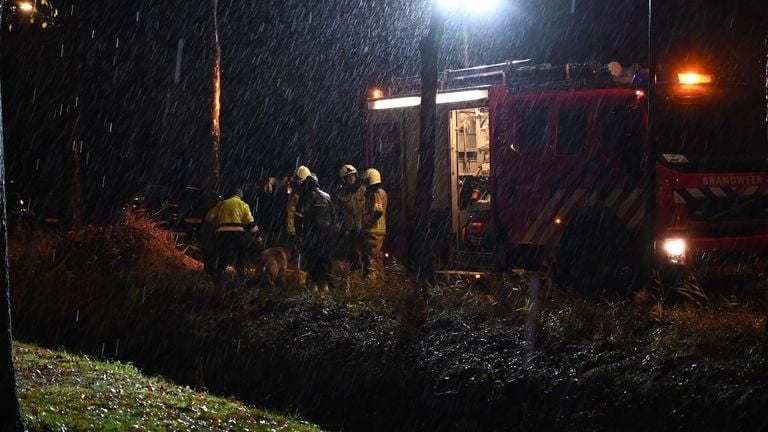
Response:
[662,238,686,264]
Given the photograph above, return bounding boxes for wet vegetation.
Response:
[14,342,324,431]
[9,214,768,431]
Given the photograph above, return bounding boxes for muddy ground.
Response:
[8,220,768,431]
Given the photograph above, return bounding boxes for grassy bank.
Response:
[14,342,324,432]
[9,214,768,430]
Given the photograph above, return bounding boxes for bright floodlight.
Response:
[437,0,461,9]
[437,0,499,13]
[474,0,500,13]
[18,2,34,11]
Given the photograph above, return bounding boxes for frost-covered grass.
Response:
[15,342,324,432]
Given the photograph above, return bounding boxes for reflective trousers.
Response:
[363,232,385,279]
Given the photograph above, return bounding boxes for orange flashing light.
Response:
[370,87,384,99]
[677,73,713,85]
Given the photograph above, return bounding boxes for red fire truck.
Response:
[366,7,767,295]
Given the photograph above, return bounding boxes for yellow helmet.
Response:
[339,164,358,179]
[363,168,382,185]
[294,165,311,182]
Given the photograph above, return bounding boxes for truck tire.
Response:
[554,209,637,299]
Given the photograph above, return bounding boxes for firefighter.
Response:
[333,164,366,270]
[204,185,258,284]
[269,176,291,250]
[293,167,335,292]
[256,177,279,247]
[361,168,387,281]
[286,167,310,258]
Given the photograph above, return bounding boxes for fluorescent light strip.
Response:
[368,89,489,110]
[437,89,488,104]
[368,96,421,110]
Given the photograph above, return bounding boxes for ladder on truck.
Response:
[380,59,641,98]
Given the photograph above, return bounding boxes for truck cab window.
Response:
[557,107,587,155]
[371,122,402,193]
[515,106,548,154]
[602,107,643,177]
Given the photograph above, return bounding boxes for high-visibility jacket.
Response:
[363,185,387,235]
[286,193,300,236]
[205,195,255,232]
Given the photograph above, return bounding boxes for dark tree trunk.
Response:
[0,2,26,429]
[207,0,222,200]
[410,6,445,291]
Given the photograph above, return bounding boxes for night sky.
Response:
[0,0,739,223]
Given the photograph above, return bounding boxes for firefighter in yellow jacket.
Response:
[204,186,257,283]
[286,166,310,255]
[361,168,387,281]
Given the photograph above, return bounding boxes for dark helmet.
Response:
[301,173,319,190]
[226,185,244,198]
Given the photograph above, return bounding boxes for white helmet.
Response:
[294,165,311,182]
[339,164,358,179]
[363,168,382,186]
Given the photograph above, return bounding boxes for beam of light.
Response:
[18,2,34,11]
[368,89,488,110]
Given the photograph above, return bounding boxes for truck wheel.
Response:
[554,211,636,299]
